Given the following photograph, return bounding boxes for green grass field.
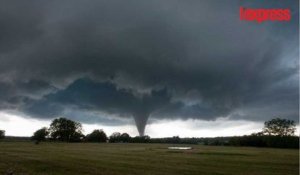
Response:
[0,142,298,175]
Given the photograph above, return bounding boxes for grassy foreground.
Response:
[0,142,298,175]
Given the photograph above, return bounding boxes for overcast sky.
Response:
[0,0,299,137]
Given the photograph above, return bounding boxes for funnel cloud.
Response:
[0,0,298,136]
[133,113,149,136]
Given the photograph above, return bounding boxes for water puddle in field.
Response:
[168,147,192,150]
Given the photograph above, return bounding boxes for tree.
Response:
[86,129,107,142]
[109,132,132,143]
[49,118,84,142]
[0,130,5,139]
[263,118,296,136]
[31,127,49,142]
[120,133,131,142]
[109,132,121,143]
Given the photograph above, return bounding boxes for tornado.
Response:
[133,111,150,136]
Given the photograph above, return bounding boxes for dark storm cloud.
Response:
[0,0,298,135]
[0,79,55,110]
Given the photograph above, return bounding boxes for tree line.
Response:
[0,117,298,148]
[149,118,299,149]
[29,117,151,144]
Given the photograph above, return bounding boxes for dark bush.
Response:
[0,130,5,139]
[31,127,49,142]
[109,132,131,143]
[109,132,121,143]
[86,129,107,142]
[120,133,131,142]
[130,135,150,143]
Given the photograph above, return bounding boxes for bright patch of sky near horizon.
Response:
[0,112,298,137]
